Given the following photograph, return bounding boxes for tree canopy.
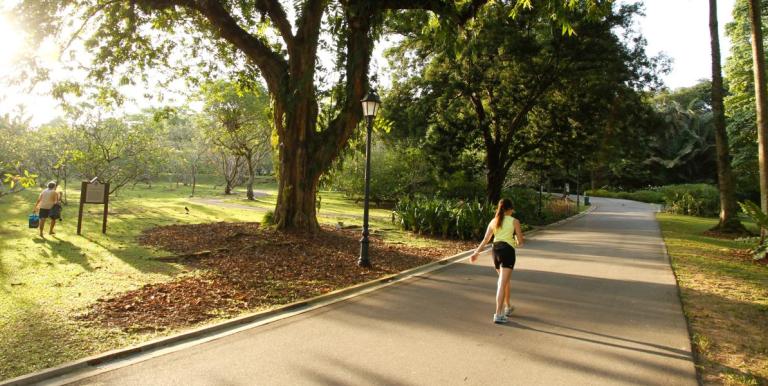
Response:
[14,0,613,230]
[383,2,662,202]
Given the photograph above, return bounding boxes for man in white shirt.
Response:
[34,181,62,238]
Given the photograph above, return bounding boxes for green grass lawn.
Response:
[657,213,767,386]
[0,181,265,380]
[0,179,455,380]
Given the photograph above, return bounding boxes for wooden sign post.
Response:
[77,179,110,235]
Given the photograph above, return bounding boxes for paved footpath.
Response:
[67,197,696,386]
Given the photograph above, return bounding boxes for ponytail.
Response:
[493,198,514,231]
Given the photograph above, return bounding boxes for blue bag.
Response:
[29,214,39,229]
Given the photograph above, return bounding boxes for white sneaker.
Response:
[504,305,515,317]
[493,314,508,324]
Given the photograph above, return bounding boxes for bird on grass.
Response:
[184,206,190,215]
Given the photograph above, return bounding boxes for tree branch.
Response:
[293,0,328,78]
[470,93,494,153]
[137,0,289,93]
[376,0,489,24]
[255,0,295,52]
[312,5,373,173]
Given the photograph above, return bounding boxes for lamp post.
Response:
[358,88,381,268]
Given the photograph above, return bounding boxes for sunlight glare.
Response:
[0,11,25,73]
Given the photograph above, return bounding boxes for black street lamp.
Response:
[358,88,381,268]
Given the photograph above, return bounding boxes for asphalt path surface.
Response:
[68,197,696,385]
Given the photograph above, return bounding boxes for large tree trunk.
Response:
[270,6,372,232]
[273,127,321,230]
[485,147,505,203]
[273,89,322,231]
[486,170,505,204]
[749,0,768,237]
[710,0,746,233]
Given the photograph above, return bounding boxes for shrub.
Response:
[262,210,276,226]
[503,187,540,224]
[323,140,438,202]
[738,201,767,260]
[585,188,664,204]
[659,184,719,217]
[394,198,492,240]
[393,193,575,240]
[586,184,720,216]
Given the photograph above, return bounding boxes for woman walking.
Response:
[470,198,525,324]
[34,181,62,238]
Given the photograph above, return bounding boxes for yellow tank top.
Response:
[493,215,516,246]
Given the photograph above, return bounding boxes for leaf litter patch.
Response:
[78,222,474,331]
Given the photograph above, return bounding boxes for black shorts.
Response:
[492,242,516,270]
[38,208,52,219]
[38,205,61,220]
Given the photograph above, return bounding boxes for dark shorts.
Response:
[38,205,61,220]
[492,242,516,270]
[38,208,52,219]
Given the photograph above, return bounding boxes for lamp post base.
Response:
[358,236,371,268]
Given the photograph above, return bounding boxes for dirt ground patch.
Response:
[78,222,474,331]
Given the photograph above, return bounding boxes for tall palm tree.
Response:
[710,0,746,232]
[748,0,768,237]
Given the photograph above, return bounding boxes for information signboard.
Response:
[85,182,106,204]
[77,180,110,235]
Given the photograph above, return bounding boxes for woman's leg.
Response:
[495,268,513,315]
[504,277,511,308]
[495,262,512,308]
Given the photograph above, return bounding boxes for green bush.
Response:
[323,140,439,202]
[262,210,276,226]
[393,198,492,240]
[585,188,664,204]
[738,200,767,260]
[587,184,719,217]
[435,171,486,200]
[503,187,540,224]
[659,184,719,217]
[393,193,575,240]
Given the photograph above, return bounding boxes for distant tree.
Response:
[201,81,272,200]
[646,93,717,184]
[67,112,166,194]
[0,110,38,197]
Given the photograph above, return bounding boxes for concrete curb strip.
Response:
[656,217,701,384]
[2,204,597,386]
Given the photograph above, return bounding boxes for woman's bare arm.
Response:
[514,219,525,248]
[470,221,495,263]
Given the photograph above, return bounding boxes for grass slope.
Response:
[0,179,457,380]
[0,183,259,379]
[657,213,767,385]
